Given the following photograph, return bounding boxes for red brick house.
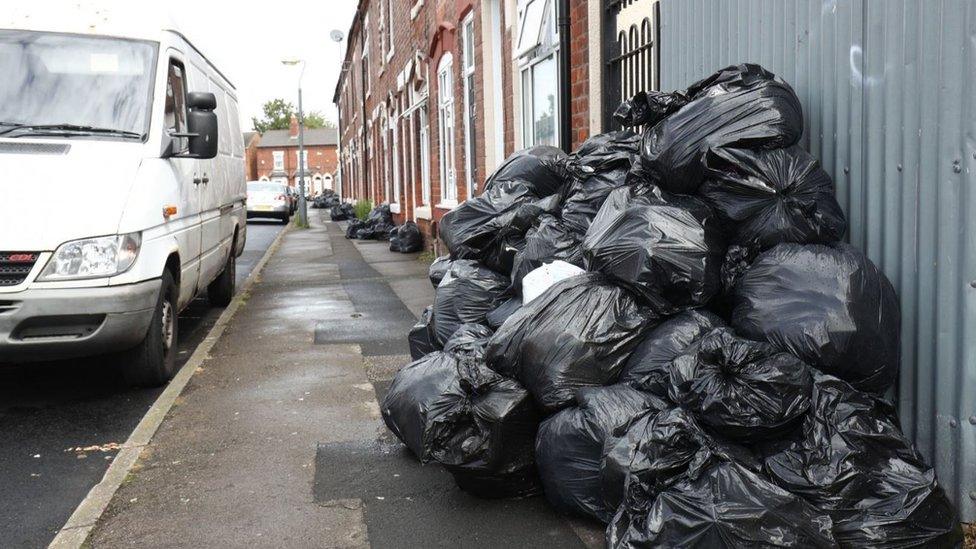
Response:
[253,116,340,195]
[243,131,260,181]
[333,0,659,250]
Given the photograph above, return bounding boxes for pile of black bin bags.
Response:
[344,204,397,241]
[380,64,962,548]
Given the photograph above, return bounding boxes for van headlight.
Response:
[39,233,142,281]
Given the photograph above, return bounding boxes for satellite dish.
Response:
[329,30,345,43]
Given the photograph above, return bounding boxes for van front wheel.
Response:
[120,271,178,387]
[208,250,236,307]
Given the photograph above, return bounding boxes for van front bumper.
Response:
[0,279,161,363]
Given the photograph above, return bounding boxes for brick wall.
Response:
[255,144,338,187]
[335,0,598,253]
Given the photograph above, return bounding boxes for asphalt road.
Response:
[0,219,285,549]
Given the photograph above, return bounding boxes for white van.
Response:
[0,14,246,386]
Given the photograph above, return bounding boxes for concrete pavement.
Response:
[0,221,284,549]
[86,209,601,548]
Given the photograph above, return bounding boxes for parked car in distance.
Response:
[246,181,291,224]
[0,15,246,387]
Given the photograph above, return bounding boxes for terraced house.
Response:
[333,0,661,250]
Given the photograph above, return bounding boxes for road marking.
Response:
[48,225,291,549]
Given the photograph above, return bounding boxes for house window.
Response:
[419,105,431,206]
[461,13,477,200]
[516,0,559,148]
[362,15,371,97]
[436,53,457,204]
[272,150,284,171]
[390,106,401,207]
[381,112,391,202]
[383,0,394,61]
[295,150,308,171]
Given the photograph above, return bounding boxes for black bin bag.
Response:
[442,323,493,358]
[560,131,641,235]
[763,373,963,548]
[485,296,522,330]
[700,145,848,250]
[599,407,757,518]
[612,90,690,128]
[394,222,424,253]
[440,183,560,273]
[381,351,543,499]
[432,260,509,346]
[630,63,803,195]
[428,255,452,288]
[607,461,837,548]
[617,309,725,393]
[485,273,655,413]
[731,242,901,394]
[668,327,812,443]
[582,185,725,314]
[482,145,568,198]
[408,306,439,360]
[509,214,584,295]
[534,384,666,523]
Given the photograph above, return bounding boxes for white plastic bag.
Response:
[522,260,586,305]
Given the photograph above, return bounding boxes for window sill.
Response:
[415,206,432,220]
[390,203,401,214]
[435,200,458,210]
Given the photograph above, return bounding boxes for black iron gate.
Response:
[602,0,661,130]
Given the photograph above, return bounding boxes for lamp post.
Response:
[330,30,346,201]
[281,58,308,226]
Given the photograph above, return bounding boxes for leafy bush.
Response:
[354,199,374,221]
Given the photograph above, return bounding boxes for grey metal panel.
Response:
[658,0,976,521]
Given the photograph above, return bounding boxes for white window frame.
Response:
[436,53,457,206]
[272,150,284,171]
[390,105,401,212]
[461,13,476,200]
[295,149,308,171]
[381,111,391,203]
[362,15,371,98]
[516,0,560,149]
[385,0,395,62]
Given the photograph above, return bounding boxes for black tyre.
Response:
[120,270,178,387]
[281,213,290,224]
[208,247,236,307]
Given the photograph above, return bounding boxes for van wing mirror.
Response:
[170,92,218,159]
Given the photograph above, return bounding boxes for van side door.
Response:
[164,56,202,308]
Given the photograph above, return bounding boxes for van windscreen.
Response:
[0,30,157,140]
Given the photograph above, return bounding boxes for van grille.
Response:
[0,252,39,287]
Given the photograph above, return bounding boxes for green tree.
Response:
[252,98,336,132]
[303,112,336,129]
[251,98,294,133]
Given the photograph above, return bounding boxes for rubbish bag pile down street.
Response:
[379,63,962,547]
[345,203,396,241]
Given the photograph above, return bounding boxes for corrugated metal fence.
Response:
[657,0,976,521]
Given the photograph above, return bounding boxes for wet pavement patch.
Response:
[314,420,585,547]
[314,225,418,357]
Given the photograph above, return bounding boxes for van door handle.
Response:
[193,175,202,185]
[201,174,210,184]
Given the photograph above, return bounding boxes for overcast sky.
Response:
[176,0,359,132]
[15,0,360,133]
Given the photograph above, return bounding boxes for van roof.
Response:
[1,3,235,90]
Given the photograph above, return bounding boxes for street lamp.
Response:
[330,30,345,202]
[281,58,308,226]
